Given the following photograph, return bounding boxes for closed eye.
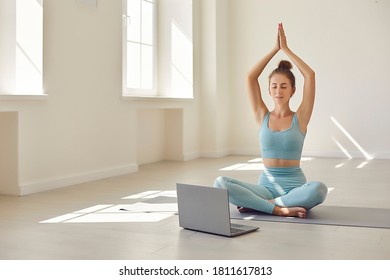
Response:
[271,83,288,89]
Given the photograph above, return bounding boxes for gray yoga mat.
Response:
[229,204,390,229]
[132,194,390,229]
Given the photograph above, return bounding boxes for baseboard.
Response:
[200,149,231,158]
[19,163,139,196]
[304,150,366,159]
[301,151,349,159]
[230,148,259,157]
[182,151,200,161]
[370,151,390,160]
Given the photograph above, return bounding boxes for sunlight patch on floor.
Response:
[40,191,178,224]
[63,212,174,223]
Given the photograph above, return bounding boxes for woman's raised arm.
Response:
[246,30,280,126]
[278,23,315,133]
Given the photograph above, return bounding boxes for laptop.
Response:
[176,183,259,237]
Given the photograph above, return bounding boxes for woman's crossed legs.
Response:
[214,176,327,218]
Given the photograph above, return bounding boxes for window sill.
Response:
[0,93,48,100]
[122,95,194,102]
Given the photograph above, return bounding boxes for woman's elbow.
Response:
[307,69,315,78]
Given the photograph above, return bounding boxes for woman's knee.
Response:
[309,181,328,203]
[214,176,229,189]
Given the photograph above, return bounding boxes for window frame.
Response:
[122,0,158,97]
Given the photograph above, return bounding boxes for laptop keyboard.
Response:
[230,227,246,234]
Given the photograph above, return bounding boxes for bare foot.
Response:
[273,206,307,218]
[237,206,256,213]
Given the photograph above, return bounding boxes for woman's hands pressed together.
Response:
[277,23,289,53]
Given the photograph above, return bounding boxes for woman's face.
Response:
[269,73,295,104]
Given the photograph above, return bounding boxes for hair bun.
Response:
[278,60,293,70]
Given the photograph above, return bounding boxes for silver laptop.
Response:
[176,183,259,237]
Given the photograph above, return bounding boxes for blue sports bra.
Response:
[259,112,305,160]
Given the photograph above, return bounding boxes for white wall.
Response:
[198,0,231,158]
[228,0,390,159]
[136,108,184,165]
[0,1,139,195]
[0,0,199,195]
[1,0,389,195]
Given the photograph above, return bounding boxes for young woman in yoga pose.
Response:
[214,23,327,218]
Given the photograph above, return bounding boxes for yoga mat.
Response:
[229,204,390,229]
[121,193,390,229]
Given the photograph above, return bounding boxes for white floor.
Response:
[0,156,389,260]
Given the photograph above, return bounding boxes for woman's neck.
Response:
[272,105,293,118]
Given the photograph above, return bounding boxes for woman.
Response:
[214,23,327,218]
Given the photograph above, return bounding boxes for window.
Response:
[123,0,157,96]
[123,0,193,99]
[0,0,43,95]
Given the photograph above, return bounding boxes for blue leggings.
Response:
[214,167,328,214]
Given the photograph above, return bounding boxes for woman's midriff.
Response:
[263,158,300,168]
